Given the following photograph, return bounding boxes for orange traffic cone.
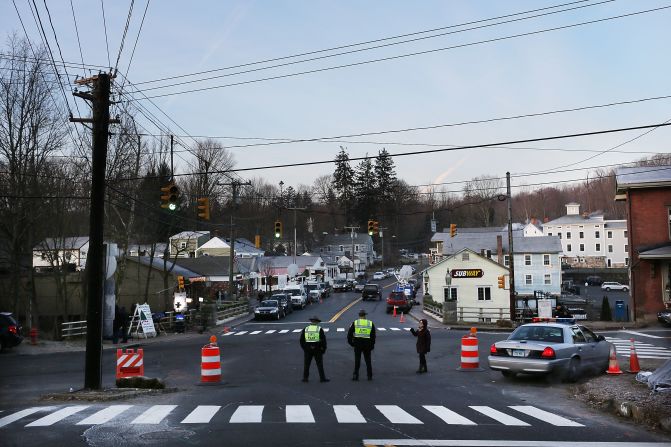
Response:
[606,344,623,375]
[223,326,230,334]
[399,312,405,323]
[393,306,397,317]
[627,338,641,374]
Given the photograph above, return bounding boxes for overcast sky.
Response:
[2,0,670,194]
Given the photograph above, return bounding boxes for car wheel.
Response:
[501,371,516,378]
[564,358,580,383]
[605,287,611,291]
[623,287,628,292]
[386,307,392,314]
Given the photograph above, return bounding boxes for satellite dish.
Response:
[287,263,299,277]
[398,265,413,281]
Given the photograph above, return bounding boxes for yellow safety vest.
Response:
[354,319,372,338]
[304,324,321,342]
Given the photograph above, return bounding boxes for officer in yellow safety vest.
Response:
[347,309,376,380]
[299,316,329,382]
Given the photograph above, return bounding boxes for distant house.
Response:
[315,233,375,276]
[168,231,211,258]
[222,237,264,258]
[615,165,671,320]
[127,243,168,258]
[32,236,89,272]
[195,237,231,258]
[255,256,330,292]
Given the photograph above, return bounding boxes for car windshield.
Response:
[509,326,564,343]
[389,292,405,300]
[260,300,278,307]
[270,295,286,301]
[363,285,377,291]
[286,289,300,296]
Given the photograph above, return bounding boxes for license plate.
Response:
[512,349,526,357]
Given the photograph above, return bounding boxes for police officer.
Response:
[347,309,376,380]
[299,316,329,382]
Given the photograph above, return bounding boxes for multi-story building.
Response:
[615,165,671,320]
[168,231,211,258]
[315,233,375,276]
[542,203,628,268]
[32,236,89,272]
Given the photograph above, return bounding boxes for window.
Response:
[567,244,572,252]
[558,233,562,239]
[525,274,532,285]
[40,252,47,260]
[443,287,458,301]
[608,245,613,253]
[327,245,331,252]
[571,327,586,343]
[477,287,491,301]
[625,244,628,253]
[566,232,572,239]
[355,245,359,252]
[524,254,531,266]
[180,241,187,249]
[624,230,628,238]
[607,231,612,238]
[579,244,585,252]
[607,259,611,267]
[579,231,584,239]
[547,232,552,236]
[543,254,550,266]
[462,252,470,261]
[320,248,323,253]
[503,255,509,267]
[339,245,344,252]
[625,257,629,266]
[595,231,600,239]
[595,244,601,252]
[544,274,551,285]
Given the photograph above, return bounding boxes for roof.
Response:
[436,231,562,255]
[320,233,373,246]
[544,212,604,225]
[425,247,509,273]
[172,256,252,275]
[431,228,523,243]
[198,237,230,249]
[127,256,200,277]
[441,223,526,234]
[604,221,627,229]
[34,236,89,250]
[639,244,671,260]
[169,231,210,240]
[257,256,324,269]
[222,238,264,255]
[616,165,671,192]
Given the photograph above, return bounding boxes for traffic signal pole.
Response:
[71,73,119,390]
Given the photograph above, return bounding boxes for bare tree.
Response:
[463,175,504,226]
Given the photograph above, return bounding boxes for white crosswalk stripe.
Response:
[337,328,345,332]
[606,337,671,359]
[390,328,401,331]
[2,404,583,428]
[249,330,262,335]
[222,331,236,336]
[234,331,248,336]
[278,329,289,334]
[292,329,302,333]
[378,328,387,331]
[323,328,330,332]
[265,330,277,334]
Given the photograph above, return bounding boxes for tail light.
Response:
[541,347,556,359]
[490,344,498,355]
[8,325,17,334]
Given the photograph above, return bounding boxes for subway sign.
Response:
[450,269,484,278]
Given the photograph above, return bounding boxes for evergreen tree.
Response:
[332,147,356,221]
[353,156,377,226]
[600,296,612,321]
[374,148,397,204]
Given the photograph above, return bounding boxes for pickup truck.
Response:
[386,290,412,314]
[284,286,307,309]
[361,284,381,301]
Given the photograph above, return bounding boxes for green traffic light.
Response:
[275,232,280,238]
[168,203,177,211]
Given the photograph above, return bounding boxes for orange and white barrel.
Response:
[458,334,482,371]
[201,343,221,383]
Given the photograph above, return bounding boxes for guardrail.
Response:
[61,320,87,338]
[215,302,250,323]
[423,302,443,318]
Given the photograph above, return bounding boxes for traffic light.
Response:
[196,197,210,220]
[274,220,282,238]
[373,221,380,235]
[450,223,457,238]
[177,275,185,291]
[497,275,505,289]
[160,182,179,211]
[367,220,375,236]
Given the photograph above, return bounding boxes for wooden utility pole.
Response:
[71,73,119,390]
[506,172,516,321]
[218,180,251,299]
[344,225,359,277]
[285,206,307,264]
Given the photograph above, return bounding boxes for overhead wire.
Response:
[114,0,135,74]
[100,0,111,68]
[68,0,87,76]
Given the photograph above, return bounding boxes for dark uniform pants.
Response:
[303,348,326,380]
[353,346,372,379]
[419,353,427,371]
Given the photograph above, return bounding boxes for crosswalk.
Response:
[0,404,584,428]
[606,337,671,360]
[223,327,412,337]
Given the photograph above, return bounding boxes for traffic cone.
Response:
[399,312,405,323]
[606,344,623,375]
[393,306,397,317]
[222,326,230,334]
[627,338,641,374]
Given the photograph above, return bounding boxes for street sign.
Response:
[450,269,484,278]
[538,299,553,318]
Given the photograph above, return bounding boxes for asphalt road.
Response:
[1,278,670,446]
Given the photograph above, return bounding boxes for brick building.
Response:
[615,165,671,321]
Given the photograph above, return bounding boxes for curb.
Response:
[40,387,179,402]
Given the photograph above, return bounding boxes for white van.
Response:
[284,284,307,309]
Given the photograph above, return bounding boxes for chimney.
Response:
[544,217,549,223]
[531,217,537,225]
[582,212,589,219]
[497,235,503,265]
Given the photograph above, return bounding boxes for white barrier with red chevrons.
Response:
[116,348,144,379]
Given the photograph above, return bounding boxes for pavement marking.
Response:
[621,330,664,339]
[375,405,422,424]
[77,405,133,425]
[323,328,330,332]
[131,405,177,424]
[265,330,277,334]
[404,327,412,331]
[292,329,302,333]
[249,330,262,335]
[181,405,221,424]
[423,406,476,425]
[337,328,345,332]
[229,405,263,423]
[26,406,89,427]
[391,328,401,331]
[222,331,236,336]
[509,406,584,427]
[333,405,367,423]
[361,441,671,446]
[286,405,315,423]
[378,328,387,331]
[234,331,248,336]
[329,297,362,323]
[469,406,529,426]
[0,407,56,428]
[279,329,289,334]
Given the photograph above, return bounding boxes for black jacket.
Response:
[410,327,431,354]
[299,326,327,353]
[347,320,376,350]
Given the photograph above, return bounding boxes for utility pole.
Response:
[506,172,516,321]
[286,206,307,264]
[344,225,359,278]
[71,73,119,390]
[379,226,388,268]
[218,180,251,299]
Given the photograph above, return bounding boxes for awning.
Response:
[639,245,671,260]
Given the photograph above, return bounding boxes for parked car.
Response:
[333,279,350,292]
[386,290,412,314]
[657,309,671,326]
[354,281,365,293]
[361,284,382,301]
[385,268,395,278]
[0,312,22,351]
[488,321,612,381]
[254,300,283,320]
[270,293,293,315]
[372,272,385,281]
[585,276,603,286]
[305,283,322,303]
[408,278,420,291]
[284,285,307,309]
[601,282,629,292]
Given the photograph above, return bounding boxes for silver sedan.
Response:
[487,322,612,381]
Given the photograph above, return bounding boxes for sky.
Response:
[2,0,670,194]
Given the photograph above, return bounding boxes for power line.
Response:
[134,0,612,92]
[68,0,87,76]
[100,0,111,68]
[125,5,671,101]
[117,0,150,94]
[114,0,135,74]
